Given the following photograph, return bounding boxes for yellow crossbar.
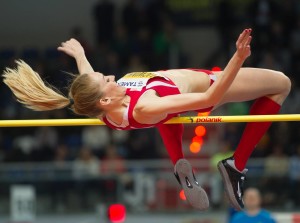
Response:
[0,114,299,127]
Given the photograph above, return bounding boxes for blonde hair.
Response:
[3,60,104,117]
[70,74,104,117]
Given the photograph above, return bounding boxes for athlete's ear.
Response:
[99,97,111,106]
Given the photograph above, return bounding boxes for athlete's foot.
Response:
[217,157,247,211]
[174,159,209,210]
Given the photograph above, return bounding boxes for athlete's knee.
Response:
[278,72,291,97]
[269,71,291,104]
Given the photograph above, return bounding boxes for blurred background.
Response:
[0,0,300,222]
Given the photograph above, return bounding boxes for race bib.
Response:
[117,72,159,90]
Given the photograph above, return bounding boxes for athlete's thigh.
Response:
[216,67,287,105]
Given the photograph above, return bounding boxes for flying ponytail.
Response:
[2,60,71,111]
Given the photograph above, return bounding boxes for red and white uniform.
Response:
[101,69,216,164]
[102,69,216,130]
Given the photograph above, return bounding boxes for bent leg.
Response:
[215,68,290,210]
[215,67,291,107]
[215,68,291,170]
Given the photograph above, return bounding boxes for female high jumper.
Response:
[3,28,291,211]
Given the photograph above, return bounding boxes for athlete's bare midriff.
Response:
[131,69,222,125]
[158,69,221,93]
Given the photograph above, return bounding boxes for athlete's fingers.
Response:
[237,28,251,46]
[238,29,248,43]
[242,29,251,45]
[244,36,252,48]
[243,29,252,45]
[236,32,247,49]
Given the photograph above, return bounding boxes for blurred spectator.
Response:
[132,27,153,68]
[126,54,148,73]
[93,0,115,44]
[153,18,180,69]
[280,0,298,46]
[91,41,111,72]
[127,129,158,160]
[35,126,58,150]
[73,146,100,209]
[0,130,4,161]
[122,0,140,36]
[103,51,123,79]
[30,126,58,161]
[73,146,99,179]
[111,129,129,157]
[230,187,276,223]
[12,135,35,161]
[210,140,234,168]
[247,0,280,50]
[251,133,270,158]
[262,144,289,205]
[290,16,300,87]
[222,123,243,150]
[264,144,289,176]
[51,144,71,212]
[281,81,300,114]
[215,0,236,61]
[4,141,29,162]
[112,130,129,146]
[146,0,169,35]
[122,0,167,37]
[288,144,300,206]
[258,50,284,71]
[102,144,126,174]
[101,144,126,202]
[111,24,132,67]
[269,122,291,151]
[54,144,70,163]
[81,126,111,159]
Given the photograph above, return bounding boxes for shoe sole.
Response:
[175,159,209,210]
[217,161,242,211]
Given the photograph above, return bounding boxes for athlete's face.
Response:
[88,72,125,105]
[89,72,118,92]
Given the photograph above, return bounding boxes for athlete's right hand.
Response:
[235,28,252,61]
[57,38,85,60]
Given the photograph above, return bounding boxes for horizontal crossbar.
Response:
[0,114,299,127]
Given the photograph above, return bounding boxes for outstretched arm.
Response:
[136,28,252,115]
[57,38,94,74]
[206,28,252,103]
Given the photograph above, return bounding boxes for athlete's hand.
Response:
[57,38,85,60]
[235,28,252,60]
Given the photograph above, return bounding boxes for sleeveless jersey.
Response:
[102,69,215,130]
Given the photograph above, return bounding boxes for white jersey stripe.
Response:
[146,80,177,89]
